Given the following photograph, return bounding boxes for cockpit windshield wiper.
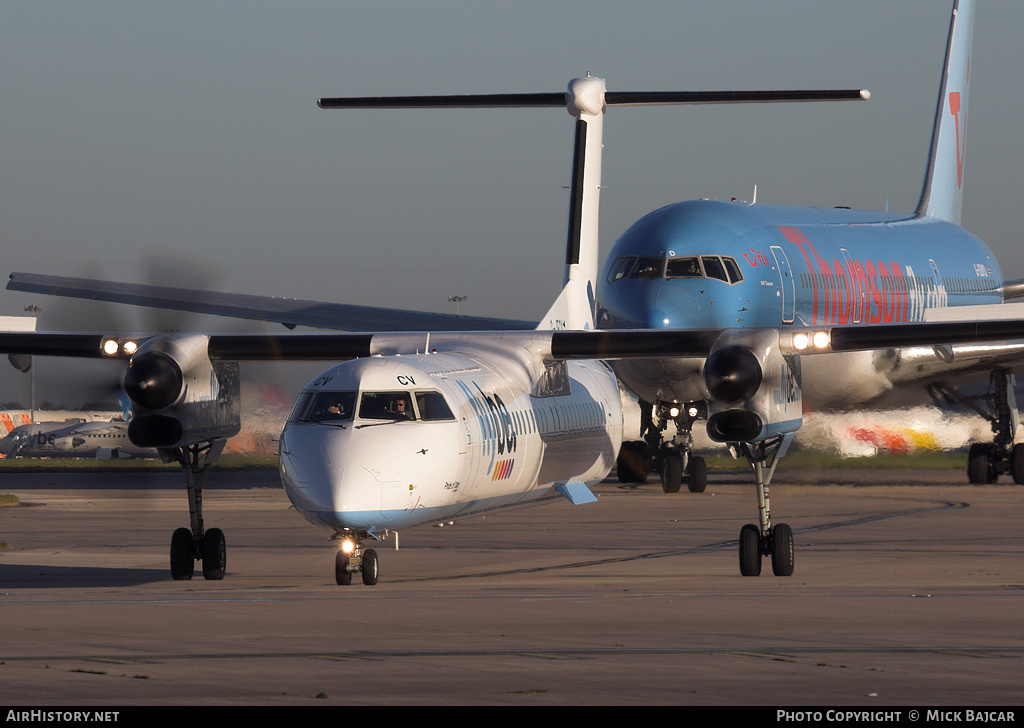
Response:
[355,419,410,429]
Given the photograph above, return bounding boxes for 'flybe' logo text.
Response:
[456,381,518,479]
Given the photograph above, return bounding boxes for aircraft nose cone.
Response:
[645,283,701,328]
[280,425,381,530]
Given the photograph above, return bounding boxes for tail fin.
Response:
[317,78,865,330]
[537,77,606,332]
[916,0,975,224]
[535,277,595,331]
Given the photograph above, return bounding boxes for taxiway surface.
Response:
[1,468,1022,705]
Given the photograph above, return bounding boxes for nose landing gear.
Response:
[334,532,379,586]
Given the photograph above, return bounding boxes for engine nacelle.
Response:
[703,329,802,443]
[124,335,241,448]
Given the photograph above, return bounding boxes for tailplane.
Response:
[317,77,867,331]
[916,0,975,224]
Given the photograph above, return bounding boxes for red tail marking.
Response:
[948,91,966,189]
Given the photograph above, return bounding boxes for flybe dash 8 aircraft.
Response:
[4,0,1020,580]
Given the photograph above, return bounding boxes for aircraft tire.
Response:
[660,453,682,493]
[616,442,647,483]
[770,523,794,577]
[170,527,194,581]
[687,456,707,493]
[361,549,379,586]
[739,524,761,577]
[201,528,227,581]
[335,551,352,586]
[1012,444,1024,485]
[967,444,994,484]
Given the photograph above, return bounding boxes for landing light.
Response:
[687,406,699,418]
[340,539,356,554]
[102,338,140,356]
[792,331,831,351]
[668,406,680,418]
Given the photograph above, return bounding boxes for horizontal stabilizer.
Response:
[318,89,868,110]
[554,481,597,505]
[925,301,1024,322]
[604,89,869,106]
[1000,278,1024,300]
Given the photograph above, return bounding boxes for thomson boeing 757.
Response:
[3,0,1018,580]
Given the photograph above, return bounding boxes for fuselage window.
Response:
[666,257,702,278]
[298,391,357,423]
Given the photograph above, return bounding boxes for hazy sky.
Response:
[1,1,1022,404]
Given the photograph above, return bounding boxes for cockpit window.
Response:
[666,257,702,278]
[606,256,637,283]
[607,254,744,285]
[722,257,743,283]
[701,256,728,282]
[359,392,416,421]
[629,256,664,279]
[415,391,455,421]
[293,391,357,422]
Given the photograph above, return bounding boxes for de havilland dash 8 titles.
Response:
[4,0,1021,581]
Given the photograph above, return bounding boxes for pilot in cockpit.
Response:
[389,394,414,420]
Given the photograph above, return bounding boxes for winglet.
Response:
[915,0,975,224]
[554,480,598,505]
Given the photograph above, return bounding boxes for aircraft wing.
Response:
[6,273,536,332]
[3,318,1024,362]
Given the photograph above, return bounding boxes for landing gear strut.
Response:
[617,400,708,493]
[164,440,227,581]
[334,531,379,586]
[929,368,1023,484]
[734,433,794,577]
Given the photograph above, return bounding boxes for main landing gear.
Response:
[334,532,379,586]
[617,400,708,493]
[929,368,1024,484]
[734,434,795,577]
[164,440,228,581]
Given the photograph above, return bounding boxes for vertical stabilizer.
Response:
[916,0,975,224]
[535,277,594,331]
[563,76,605,293]
[316,78,866,331]
[537,77,606,332]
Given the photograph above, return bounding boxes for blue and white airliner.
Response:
[4,0,1018,581]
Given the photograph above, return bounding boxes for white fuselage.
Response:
[279,339,623,535]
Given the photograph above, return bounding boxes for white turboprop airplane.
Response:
[4,0,1021,583]
[0,73,865,583]
[0,419,157,459]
